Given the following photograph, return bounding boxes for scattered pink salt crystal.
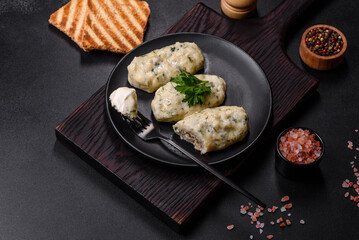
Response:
[281,195,290,202]
[348,141,353,150]
[227,224,234,230]
[300,220,305,225]
[344,192,349,198]
[342,181,349,188]
[271,206,278,213]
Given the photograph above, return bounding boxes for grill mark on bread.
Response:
[65,0,76,31]
[127,0,149,24]
[88,0,123,49]
[108,0,142,46]
[138,0,150,24]
[97,0,137,49]
[71,0,87,39]
[131,1,150,40]
[129,2,147,30]
[118,0,146,38]
[87,9,120,50]
[87,0,132,51]
[83,26,102,50]
[86,10,130,53]
[84,13,105,50]
[60,1,70,29]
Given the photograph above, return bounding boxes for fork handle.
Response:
[161,138,266,208]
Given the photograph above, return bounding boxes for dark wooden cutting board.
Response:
[56,0,318,232]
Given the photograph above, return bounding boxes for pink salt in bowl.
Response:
[275,127,325,179]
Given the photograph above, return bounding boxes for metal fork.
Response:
[124,111,266,208]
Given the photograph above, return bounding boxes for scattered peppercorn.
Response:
[305,27,344,56]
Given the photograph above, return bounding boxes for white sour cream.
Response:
[109,87,137,118]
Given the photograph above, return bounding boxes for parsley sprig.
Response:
[170,71,211,107]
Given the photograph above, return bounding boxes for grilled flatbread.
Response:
[49,0,150,54]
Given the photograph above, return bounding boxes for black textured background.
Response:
[1,0,358,239]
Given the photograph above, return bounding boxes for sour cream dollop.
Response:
[109,87,137,119]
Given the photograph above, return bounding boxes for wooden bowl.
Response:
[299,24,347,71]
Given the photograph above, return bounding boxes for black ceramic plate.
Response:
[106,33,272,167]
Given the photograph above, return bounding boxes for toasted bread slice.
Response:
[49,0,150,54]
[82,0,150,53]
[49,0,88,51]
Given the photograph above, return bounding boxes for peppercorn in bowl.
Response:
[275,127,325,179]
[299,24,347,71]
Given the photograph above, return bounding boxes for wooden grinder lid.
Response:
[221,0,257,19]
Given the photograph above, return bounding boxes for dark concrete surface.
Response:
[0,0,358,239]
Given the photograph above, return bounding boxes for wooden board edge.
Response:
[54,128,183,232]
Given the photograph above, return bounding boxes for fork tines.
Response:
[121,111,150,133]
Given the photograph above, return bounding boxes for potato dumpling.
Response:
[173,106,249,154]
[151,74,226,122]
[127,42,204,93]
